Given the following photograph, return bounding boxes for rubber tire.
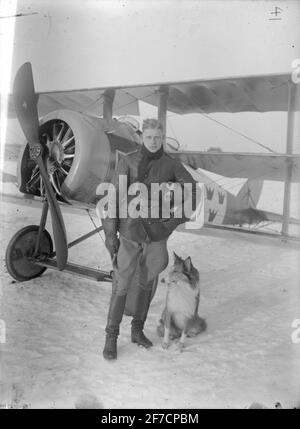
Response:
[5,225,53,282]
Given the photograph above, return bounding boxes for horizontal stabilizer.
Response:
[257,209,300,226]
[223,207,300,226]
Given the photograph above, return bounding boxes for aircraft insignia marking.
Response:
[218,191,225,204]
[206,186,214,200]
[208,209,217,222]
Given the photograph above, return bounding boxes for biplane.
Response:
[2,62,300,286]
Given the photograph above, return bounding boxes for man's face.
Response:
[142,127,163,153]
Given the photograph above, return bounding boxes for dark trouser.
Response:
[105,235,169,332]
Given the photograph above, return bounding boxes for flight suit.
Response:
[100,144,198,356]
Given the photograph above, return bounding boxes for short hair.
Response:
[142,118,163,132]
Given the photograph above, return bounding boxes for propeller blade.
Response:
[13,63,40,144]
[36,158,68,270]
[13,62,68,270]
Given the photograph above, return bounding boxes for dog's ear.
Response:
[184,256,192,272]
[173,251,180,262]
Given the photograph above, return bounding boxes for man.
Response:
[99,118,198,360]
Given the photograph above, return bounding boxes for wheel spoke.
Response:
[62,135,74,149]
[63,153,74,160]
[61,126,72,145]
[50,173,62,196]
[54,171,62,194]
[59,166,69,176]
[56,122,64,142]
[52,122,57,140]
[62,159,72,168]
[46,134,52,148]
[64,146,75,156]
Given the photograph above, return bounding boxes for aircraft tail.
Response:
[236,179,264,209]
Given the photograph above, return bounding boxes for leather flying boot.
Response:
[103,293,126,360]
[131,287,153,348]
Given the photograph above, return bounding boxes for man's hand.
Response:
[105,235,120,258]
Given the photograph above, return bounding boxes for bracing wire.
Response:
[86,208,105,244]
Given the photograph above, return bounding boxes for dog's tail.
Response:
[188,316,207,337]
[156,315,207,339]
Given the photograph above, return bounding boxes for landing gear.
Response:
[5,225,53,282]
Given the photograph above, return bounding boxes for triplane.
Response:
[4,62,300,287]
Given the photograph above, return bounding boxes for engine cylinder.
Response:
[17,110,139,205]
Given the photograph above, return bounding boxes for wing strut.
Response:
[281,81,299,237]
[103,89,115,120]
[158,86,169,147]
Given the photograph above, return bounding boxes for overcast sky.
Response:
[1,0,299,152]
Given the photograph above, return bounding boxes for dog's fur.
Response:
[157,252,206,349]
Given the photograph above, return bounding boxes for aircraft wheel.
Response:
[5,225,53,282]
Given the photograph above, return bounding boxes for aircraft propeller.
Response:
[13,62,68,270]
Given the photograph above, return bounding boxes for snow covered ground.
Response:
[0,196,299,409]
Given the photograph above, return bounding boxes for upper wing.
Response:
[126,73,298,113]
[5,89,139,119]
[171,151,300,182]
[5,72,299,118]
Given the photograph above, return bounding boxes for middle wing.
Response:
[171,152,300,182]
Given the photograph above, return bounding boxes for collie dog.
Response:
[157,252,206,349]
